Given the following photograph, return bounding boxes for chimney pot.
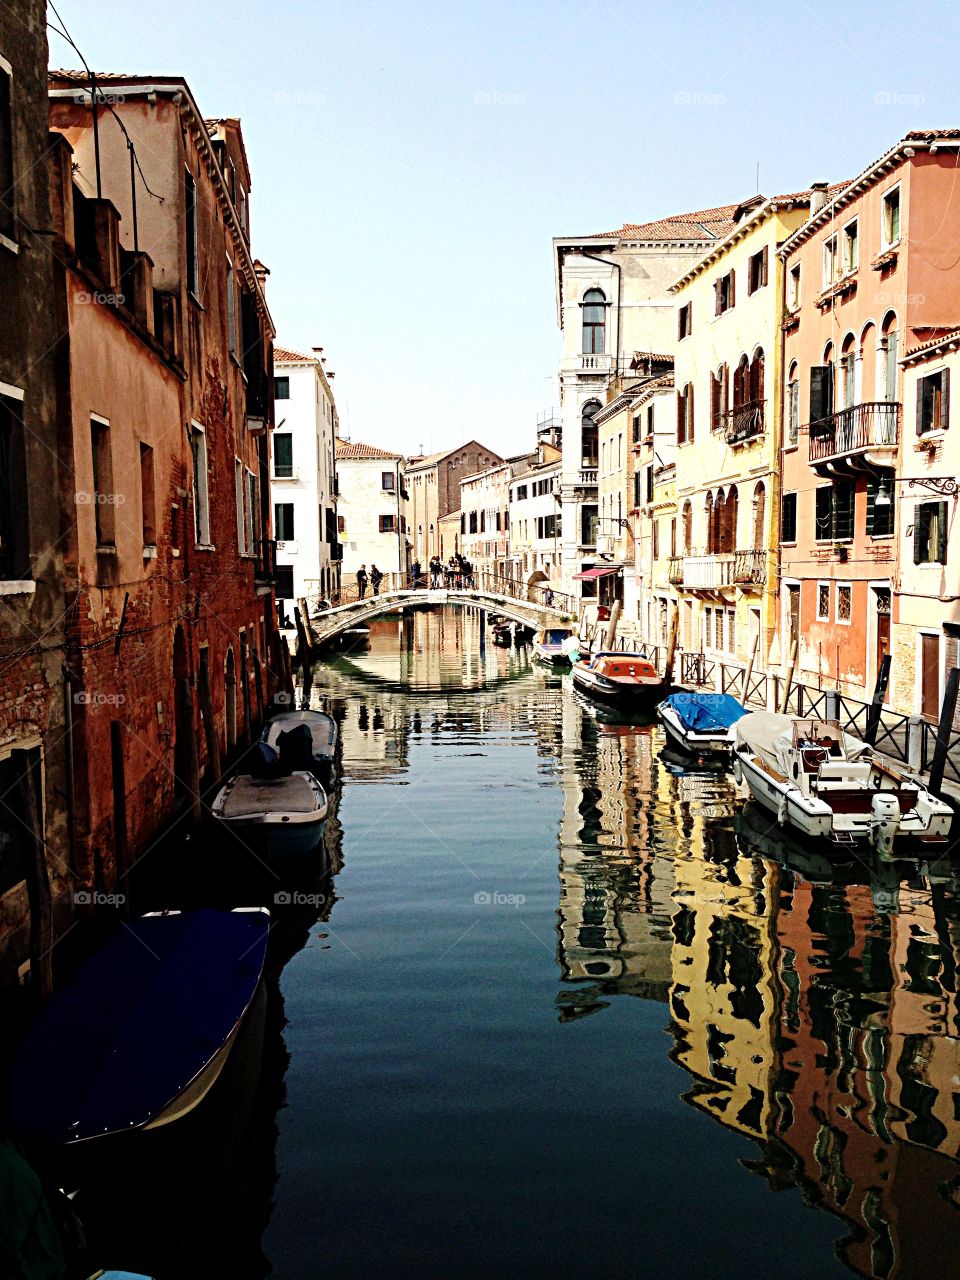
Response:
[808,181,829,217]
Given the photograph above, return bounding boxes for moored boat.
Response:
[9,908,269,1148]
[261,709,337,780]
[732,712,952,857]
[657,692,747,758]
[571,651,669,709]
[532,626,575,666]
[211,771,328,867]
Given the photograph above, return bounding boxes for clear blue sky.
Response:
[49,0,960,457]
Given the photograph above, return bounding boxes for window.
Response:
[235,459,245,552]
[381,470,396,491]
[185,169,199,297]
[274,376,290,400]
[646,405,654,437]
[842,219,859,274]
[714,270,735,315]
[516,483,528,501]
[866,477,894,537]
[139,443,156,546]
[677,383,694,445]
[90,417,115,545]
[810,363,835,423]
[882,185,901,247]
[823,234,838,287]
[580,402,600,467]
[914,501,948,565]
[0,389,28,577]
[275,502,295,541]
[190,423,210,545]
[0,57,14,241]
[678,302,693,340]
[747,246,768,294]
[244,469,259,553]
[632,471,642,508]
[379,513,396,533]
[468,512,478,534]
[817,582,831,621]
[581,289,606,355]
[836,584,852,623]
[787,367,800,444]
[632,412,641,444]
[645,465,654,504]
[815,480,853,542]
[273,433,293,478]
[652,519,660,560]
[226,256,237,355]
[787,263,801,311]
[916,369,950,435]
[781,492,798,543]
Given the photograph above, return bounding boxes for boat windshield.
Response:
[791,719,845,758]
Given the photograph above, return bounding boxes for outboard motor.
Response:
[870,793,900,861]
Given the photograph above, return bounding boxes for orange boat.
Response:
[571,651,669,708]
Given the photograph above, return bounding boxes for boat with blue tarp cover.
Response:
[9,908,269,1148]
[656,692,747,757]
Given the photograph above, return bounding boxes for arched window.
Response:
[839,333,857,410]
[749,348,765,405]
[752,481,766,550]
[859,321,877,401]
[581,400,600,467]
[881,311,899,402]
[581,289,606,355]
[704,492,714,554]
[733,355,750,410]
[682,500,693,554]
[787,361,800,444]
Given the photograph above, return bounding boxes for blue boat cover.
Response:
[664,692,747,732]
[11,909,268,1145]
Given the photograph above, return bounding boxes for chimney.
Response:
[808,182,829,217]
[253,258,270,292]
[312,346,325,364]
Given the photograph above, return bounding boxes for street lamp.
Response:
[873,474,958,504]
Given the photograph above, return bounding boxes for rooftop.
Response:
[336,441,402,461]
[592,202,741,242]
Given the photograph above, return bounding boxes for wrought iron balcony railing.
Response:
[722,400,765,445]
[808,401,900,464]
[733,548,766,585]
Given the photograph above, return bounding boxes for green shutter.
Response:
[942,368,951,431]
[937,501,948,563]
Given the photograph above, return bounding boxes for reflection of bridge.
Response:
[309,582,576,648]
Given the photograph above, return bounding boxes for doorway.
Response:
[785,584,800,657]
[872,587,891,686]
[920,632,940,720]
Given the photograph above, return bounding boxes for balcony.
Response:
[254,538,277,586]
[561,353,615,375]
[733,548,766,586]
[667,556,684,585]
[808,401,900,473]
[722,400,765,446]
[679,554,735,590]
[578,467,598,487]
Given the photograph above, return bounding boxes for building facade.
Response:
[459,461,512,581]
[552,204,741,602]
[272,346,340,620]
[507,448,562,591]
[777,133,960,710]
[335,441,409,590]
[406,441,504,568]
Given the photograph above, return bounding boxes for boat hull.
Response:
[657,704,734,758]
[572,666,666,708]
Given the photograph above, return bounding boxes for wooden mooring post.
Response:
[927,667,960,798]
[742,634,759,706]
[197,655,222,787]
[863,654,891,747]
[662,603,679,685]
[779,640,798,713]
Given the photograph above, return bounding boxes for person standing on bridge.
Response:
[356,565,368,599]
[430,555,442,588]
[411,559,421,589]
[370,564,384,596]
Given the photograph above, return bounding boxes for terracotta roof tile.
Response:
[274,345,317,365]
[336,441,402,460]
[594,202,741,241]
[903,327,960,363]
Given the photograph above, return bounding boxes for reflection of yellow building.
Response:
[668,846,778,1141]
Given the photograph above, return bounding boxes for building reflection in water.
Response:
[554,706,960,1279]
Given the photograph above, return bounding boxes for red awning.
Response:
[572,566,622,581]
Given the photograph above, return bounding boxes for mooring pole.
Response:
[742,633,759,707]
[927,667,960,798]
[863,653,891,747]
[662,602,680,686]
[779,640,798,713]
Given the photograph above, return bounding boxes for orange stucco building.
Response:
[777,132,960,712]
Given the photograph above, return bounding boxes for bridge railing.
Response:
[303,569,578,619]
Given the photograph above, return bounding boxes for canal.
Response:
[76,606,960,1277]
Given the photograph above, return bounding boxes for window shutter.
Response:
[815,485,832,539]
[866,481,876,537]
[810,367,828,423]
[942,368,951,431]
[714,280,720,317]
[761,245,769,287]
[937,501,948,563]
[916,377,926,435]
[729,269,735,308]
[677,309,683,341]
[914,508,923,564]
[687,384,694,444]
[677,392,685,443]
[710,372,719,429]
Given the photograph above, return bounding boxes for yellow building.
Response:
[667,193,818,668]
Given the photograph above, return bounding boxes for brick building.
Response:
[406,441,503,567]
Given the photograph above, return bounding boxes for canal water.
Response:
[71,606,960,1278]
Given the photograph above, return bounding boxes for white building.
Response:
[335,441,411,591]
[272,346,340,620]
[508,449,562,591]
[552,204,740,601]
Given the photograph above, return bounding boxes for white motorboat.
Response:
[657,692,747,758]
[211,771,328,866]
[261,709,337,779]
[732,713,952,857]
[532,627,575,666]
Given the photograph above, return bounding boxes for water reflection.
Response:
[551,700,960,1278]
